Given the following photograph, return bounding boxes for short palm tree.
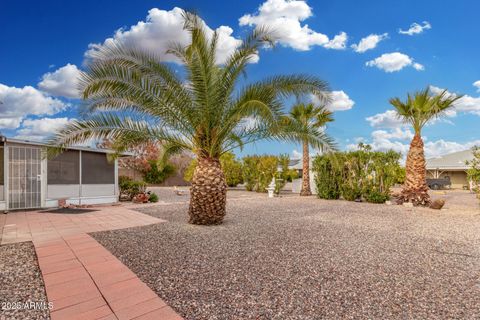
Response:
[51,11,332,225]
[285,103,334,196]
[389,87,461,205]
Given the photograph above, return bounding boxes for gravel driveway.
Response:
[92,194,480,319]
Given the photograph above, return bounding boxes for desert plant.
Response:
[119,176,146,200]
[364,188,389,203]
[284,103,334,196]
[312,154,341,199]
[466,146,480,196]
[389,88,461,206]
[148,192,159,203]
[143,161,175,184]
[51,11,331,225]
[312,145,402,202]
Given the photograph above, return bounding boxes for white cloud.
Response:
[412,62,425,71]
[371,128,414,141]
[292,149,302,159]
[399,21,431,36]
[239,0,347,51]
[366,110,403,128]
[38,64,81,99]
[324,32,348,50]
[366,52,424,72]
[0,118,22,130]
[15,117,74,141]
[473,80,480,92]
[351,33,388,53]
[0,84,68,130]
[311,90,354,111]
[86,7,244,64]
[350,129,480,160]
[430,85,480,116]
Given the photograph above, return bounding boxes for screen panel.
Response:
[47,150,80,184]
[81,151,115,184]
[0,147,4,185]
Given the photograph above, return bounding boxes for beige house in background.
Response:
[426,150,475,189]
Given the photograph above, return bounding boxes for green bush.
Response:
[242,155,279,192]
[312,155,341,199]
[341,185,362,201]
[312,144,403,202]
[119,176,146,200]
[143,161,175,184]
[364,189,389,203]
[148,192,159,203]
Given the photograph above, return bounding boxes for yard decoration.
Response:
[51,11,332,225]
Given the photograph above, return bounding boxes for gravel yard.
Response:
[92,193,480,319]
[0,242,50,320]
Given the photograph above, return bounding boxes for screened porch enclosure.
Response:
[0,138,119,211]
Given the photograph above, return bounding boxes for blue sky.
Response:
[1,0,479,159]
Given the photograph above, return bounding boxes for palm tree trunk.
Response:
[300,140,312,196]
[399,134,431,206]
[189,157,227,225]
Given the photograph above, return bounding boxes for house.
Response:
[426,150,475,189]
[0,136,121,211]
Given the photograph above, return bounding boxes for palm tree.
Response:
[50,11,333,225]
[389,87,461,205]
[285,103,334,196]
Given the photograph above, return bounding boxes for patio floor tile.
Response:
[3,206,184,319]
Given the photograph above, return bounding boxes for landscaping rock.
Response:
[430,199,446,210]
[92,193,480,320]
[0,242,50,320]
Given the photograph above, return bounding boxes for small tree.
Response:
[466,146,480,195]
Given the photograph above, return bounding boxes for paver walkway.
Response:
[0,206,184,320]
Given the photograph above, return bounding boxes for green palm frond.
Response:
[283,103,336,153]
[51,10,332,160]
[389,87,463,134]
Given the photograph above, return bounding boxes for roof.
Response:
[289,158,302,170]
[426,149,474,170]
[0,136,130,155]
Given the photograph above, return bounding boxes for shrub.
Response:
[341,185,362,201]
[220,152,244,187]
[312,155,341,199]
[148,192,159,203]
[143,161,175,184]
[364,189,389,203]
[119,176,146,201]
[312,144,402,202]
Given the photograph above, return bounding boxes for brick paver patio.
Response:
[0,206,184,320]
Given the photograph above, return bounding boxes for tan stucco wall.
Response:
[427,170,468,189]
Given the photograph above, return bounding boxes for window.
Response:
[47,150,80,184]
[81,151,115,184]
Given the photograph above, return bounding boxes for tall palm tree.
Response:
[50,11,333,225]
[389,87,461,205]
[286,103,334,196]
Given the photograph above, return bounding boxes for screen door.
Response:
[8,146,42,209]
